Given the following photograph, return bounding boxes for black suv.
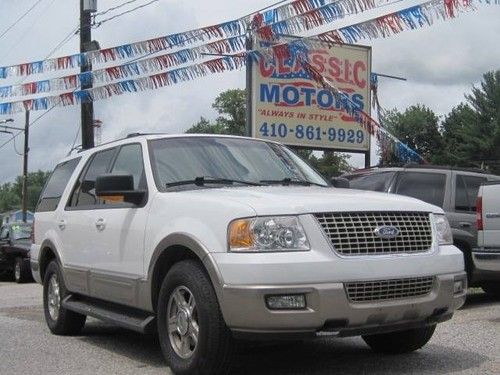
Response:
[343,165,500,287]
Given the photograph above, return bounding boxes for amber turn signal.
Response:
[229,219,254,250]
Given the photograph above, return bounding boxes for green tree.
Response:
[381,105,443,165]
[213,89,247,136]
[463,70,500,172]
[0,170,50,214]
[433,103,476,166]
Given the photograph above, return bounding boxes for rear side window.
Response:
[36,158,81,212]
[68,148,116,208]
[455,175,487,212]
[395,172,446,207]
[347,172,396,192]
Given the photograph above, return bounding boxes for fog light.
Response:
[266,294,306,310]
[453,279,466,294]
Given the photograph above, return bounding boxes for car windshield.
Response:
[11,224,32,240]
[149,137,329,190]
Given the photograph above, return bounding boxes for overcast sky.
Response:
[0,0,499,182]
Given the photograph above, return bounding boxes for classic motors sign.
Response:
[251,43,371,151]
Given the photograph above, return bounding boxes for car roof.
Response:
[58,134,282,164]
[347,165,499,179]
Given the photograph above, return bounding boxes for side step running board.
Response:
[62,295,156,334]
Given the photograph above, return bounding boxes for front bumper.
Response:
[219,272,466,337]
[472,248,500,283]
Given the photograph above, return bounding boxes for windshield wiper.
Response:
[166,176,262,188]
[260,178,326,187]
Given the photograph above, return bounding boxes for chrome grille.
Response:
[315,212,433,256]
[345,277,435,303]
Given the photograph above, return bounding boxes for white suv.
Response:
[31,134,467,375]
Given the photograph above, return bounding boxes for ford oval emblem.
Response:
[374,226,400,239]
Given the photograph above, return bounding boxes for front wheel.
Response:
[43,260,86,335]
[157,260,233,375]
[362,325,436,354]
[14,257,32,283]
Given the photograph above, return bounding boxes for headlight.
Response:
[228,216,310,252]
[434,214,453,245]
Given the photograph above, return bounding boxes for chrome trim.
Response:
[314,212,433,256]
[344,276,435,303]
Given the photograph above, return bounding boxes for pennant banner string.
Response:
[0,0,443,100]
[0,0,375,80]
[0,0,473,115]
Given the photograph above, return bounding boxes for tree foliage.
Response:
[185,89,352,179]
[379,70,500,174]
[381,105,442,164]
[0,170,50,214]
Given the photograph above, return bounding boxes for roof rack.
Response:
[402,164,489,174]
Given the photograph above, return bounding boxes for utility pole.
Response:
[22,111,30,223]
[0,117,30,222]
[245,27,253,138]
[80,0,98,149]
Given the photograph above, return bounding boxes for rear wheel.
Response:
[14,257,32,283]
[362,325,436,354]
[43,260,86,335]
[157,260,233,375]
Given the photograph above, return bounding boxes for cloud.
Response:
[0,0,499,181]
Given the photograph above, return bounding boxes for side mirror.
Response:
[95,174,146,205]
[331,177,350,189]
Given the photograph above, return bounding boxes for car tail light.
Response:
[476,197,483,231]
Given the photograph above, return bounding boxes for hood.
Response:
[182,186,442,216]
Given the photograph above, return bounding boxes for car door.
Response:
[86,143,149,306]
[449,173,487,244]
[61,148,117,294]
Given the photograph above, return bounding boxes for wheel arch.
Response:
[148,233,224,313]
[39,240,62,281]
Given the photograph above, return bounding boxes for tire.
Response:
[157,260,233,375]
[482,283,500,298]
[43,260,86,335]
[14,257,32,283]
[362,325,436,354]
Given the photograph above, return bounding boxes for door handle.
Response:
[95,218,106,231]
[459,222,472,228]
[58,220,66,230]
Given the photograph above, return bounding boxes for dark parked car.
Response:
[343,165,500,287]
[0,222,33,283]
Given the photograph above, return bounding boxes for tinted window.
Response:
[395,172,446,207]
[455,175,487,212]
[111,144,145,190]
[70,148,116,207]
[37,158,81,212]
[347,172,396,192]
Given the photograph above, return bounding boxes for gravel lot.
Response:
[0,279,498,375]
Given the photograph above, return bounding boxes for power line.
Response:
[93,0,161,27]
[0,0,45,41]
[94,0,145,16]
[0,0,59,62]
[0,0,294,152]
